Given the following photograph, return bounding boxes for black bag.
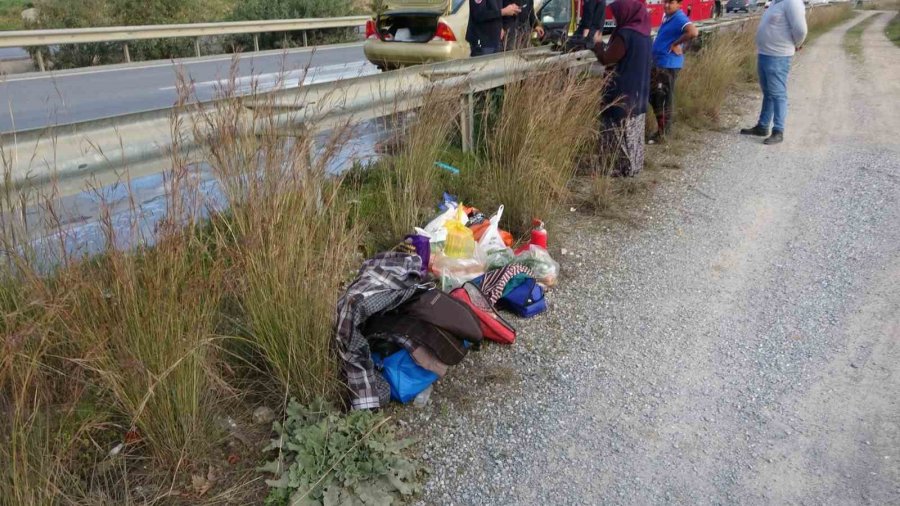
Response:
[365,315,468,366]
[395,289,483,344]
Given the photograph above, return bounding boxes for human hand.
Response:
[534,25,545,38]
[594,31,604,45]
[501,4,522,16]
[671,44,684,56]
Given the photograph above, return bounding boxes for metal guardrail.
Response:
[0,45,595,195]
[0,16,369,70]
[2,8,834,196]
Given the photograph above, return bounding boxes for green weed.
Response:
[260,399,424,505]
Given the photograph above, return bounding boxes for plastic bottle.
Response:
[413,385,433,407]
[530,220,548,250]
[516,219,548,255]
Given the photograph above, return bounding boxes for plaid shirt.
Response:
[334,253,425,410]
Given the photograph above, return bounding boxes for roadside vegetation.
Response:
[887,10,900,46]
[860,0,900,9]
[0,59,603,503]
[0,5,853,504]
[17,0,363,70]
[0,0,29,30]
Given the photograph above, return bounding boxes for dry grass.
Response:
[462,67,606,234]
[192,75,363,406]
[677,25,759,129]
[376,89,462,243]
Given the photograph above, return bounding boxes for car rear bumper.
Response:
[363,39,469,67]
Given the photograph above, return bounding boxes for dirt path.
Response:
[409,13,900,505]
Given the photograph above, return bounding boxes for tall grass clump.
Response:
[59,185,225,466]
[468,67,605,234]
[677,28,756,127]
[194,81,362,405]
[376,89,462,243]
[0,179,104,503]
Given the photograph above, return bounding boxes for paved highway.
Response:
[0,42,375,133]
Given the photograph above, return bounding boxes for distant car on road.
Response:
[726,0,753,12]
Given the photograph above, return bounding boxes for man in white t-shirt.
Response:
[740,0,807,145]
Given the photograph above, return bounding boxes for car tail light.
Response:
[365,19,377,39]
[434,22,457,42]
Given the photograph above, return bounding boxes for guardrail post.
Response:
[253,34,260,52]
[123,43,131,63]
[460,91,475,153]
[35,49,46,72]
[195,38,202,58]
[302,30,309,47]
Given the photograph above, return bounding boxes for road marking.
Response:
[0,42,366,83]
[158,61,379,93]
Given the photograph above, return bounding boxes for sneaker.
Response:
[763,131,784,145]
[740,125,770,137]
[647,132,664,145]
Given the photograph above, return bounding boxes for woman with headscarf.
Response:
[592,0,652,177]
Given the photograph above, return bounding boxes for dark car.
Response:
[726,0,753,11]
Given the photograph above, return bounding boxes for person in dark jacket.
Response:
[501,0,545,50]
[578,0,607,40]
[467,0,523,56]
[592,0,652,177]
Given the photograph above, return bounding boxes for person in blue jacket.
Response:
[467,0,523,56]
[648,0,698,143]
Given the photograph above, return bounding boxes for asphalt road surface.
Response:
[409,11,900,504]
[0,43,372,133]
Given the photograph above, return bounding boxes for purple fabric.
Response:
[611,0,652,37]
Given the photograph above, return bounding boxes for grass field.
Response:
[0,0,29,30]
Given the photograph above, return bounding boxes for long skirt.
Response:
[600,113,646,178]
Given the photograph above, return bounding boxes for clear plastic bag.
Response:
[513,245,560,287]
[431,252,485,292]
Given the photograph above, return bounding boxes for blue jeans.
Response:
[756,54,792,132]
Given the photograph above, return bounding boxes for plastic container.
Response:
[530,220,548,250]
[444,211,476,259]
[516,219,548,254]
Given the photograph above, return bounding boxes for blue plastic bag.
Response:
[373,350,440,404]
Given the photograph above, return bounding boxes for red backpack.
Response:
[450,283,517,344]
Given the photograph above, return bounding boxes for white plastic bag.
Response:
[476,205,515,269]
[422,203,465,245]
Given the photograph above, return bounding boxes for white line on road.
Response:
[0,42,367,83]
[158,61,379,93]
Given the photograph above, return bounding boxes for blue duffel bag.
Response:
[373,349,439,404]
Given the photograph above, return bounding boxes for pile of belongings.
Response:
[334,195,561,410]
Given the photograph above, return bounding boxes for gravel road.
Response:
[400,12,900,505]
